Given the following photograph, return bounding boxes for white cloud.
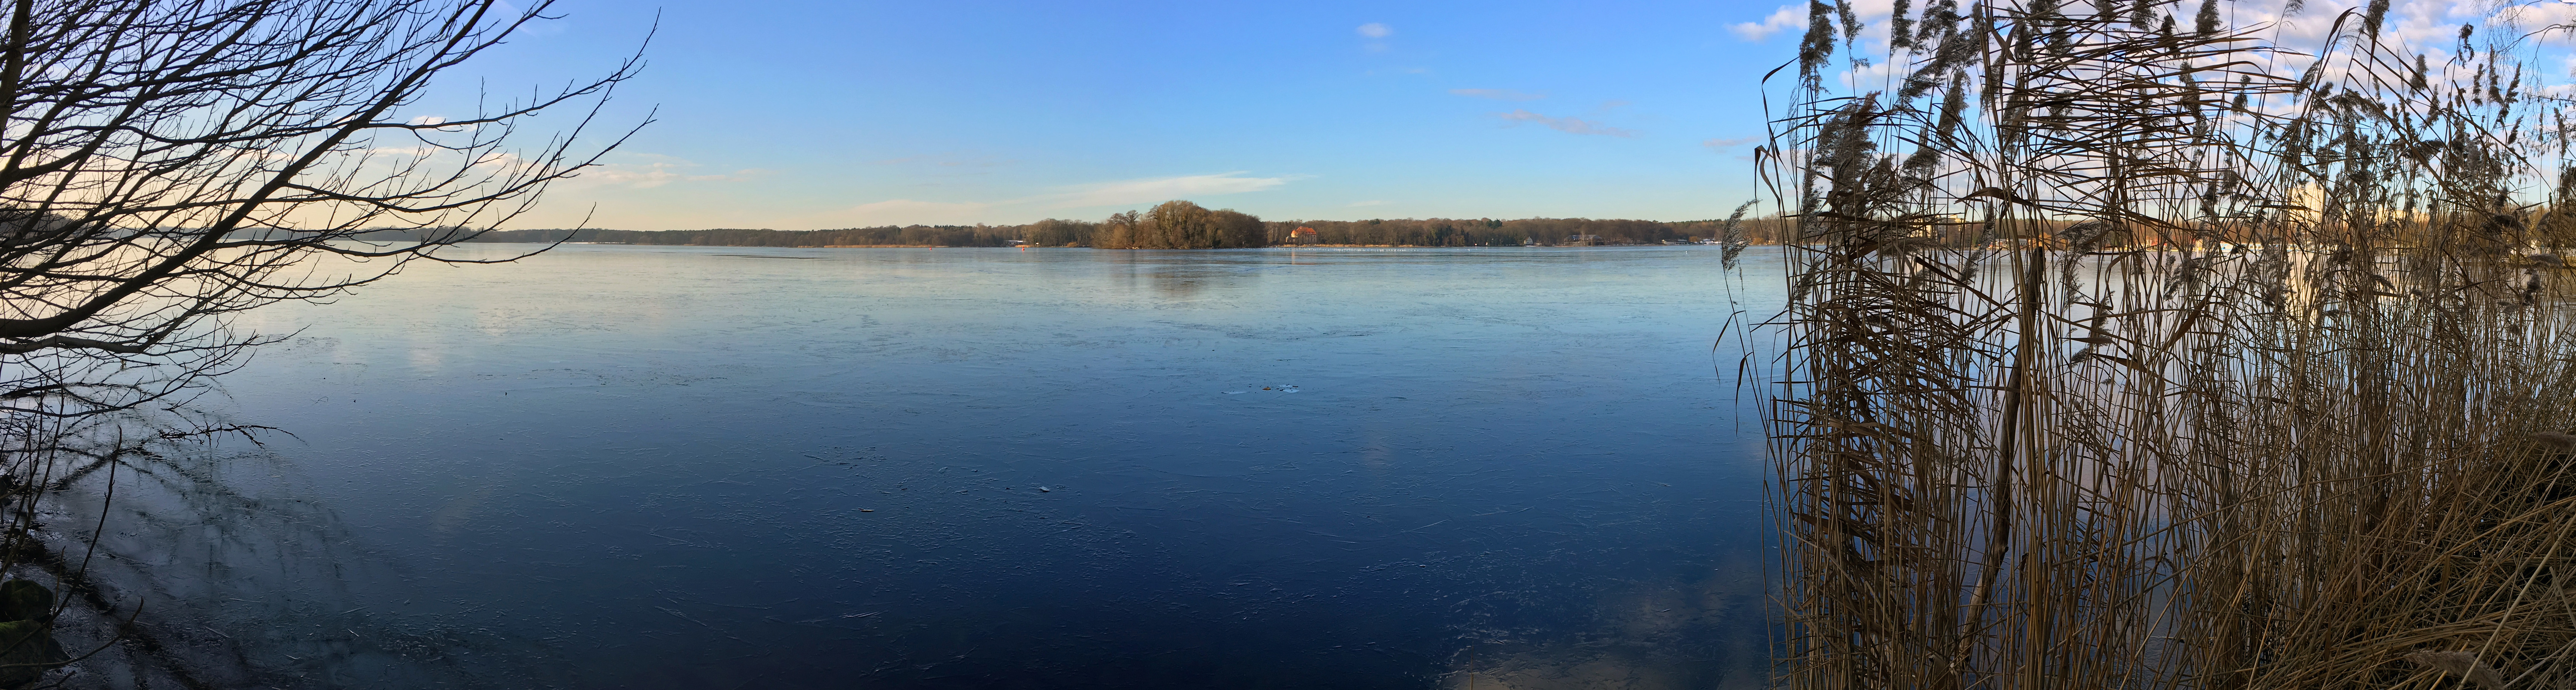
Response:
[405,115,477,132]
[1803,0,2550,103]
[1732,6,1802,41]
[870,153,1014,168]
[1839,59,1904,91]
[822,199,996,226]
[1495,110,1637,137]
[1357,22,1392,38]
[1703,136,1761,150]
[789,172,1297,225]
[1451,88,1546,101]
[573,155,768,189]
[1044,172,1294,208]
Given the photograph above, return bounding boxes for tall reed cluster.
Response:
[1756,1,2576,687]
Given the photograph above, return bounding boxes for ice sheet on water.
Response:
[76,246,1787,689]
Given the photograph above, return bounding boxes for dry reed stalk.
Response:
[1752,1,2576,688]
[2406,650,2507,690]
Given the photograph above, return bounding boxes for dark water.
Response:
[65,245,1782,689]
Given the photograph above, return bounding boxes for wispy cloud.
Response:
[1702,136,1761,150]
[820,199,996,226]
[1043,172,1295,208]
[870,153,1015,168]
[1451,88,1546,101]
[809,171,1300,226]
[1357,22,1394,52]
[1731,5,1801,41]
[405,115,476,132]
[574,154,769,189]
[1495,110,1637,137]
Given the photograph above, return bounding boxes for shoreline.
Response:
[531,243,1735,250]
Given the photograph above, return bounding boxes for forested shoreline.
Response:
[365,199,1790,248]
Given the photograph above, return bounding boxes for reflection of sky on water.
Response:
[71,245,1784,689]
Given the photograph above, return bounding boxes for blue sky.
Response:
[419,1,1805,229]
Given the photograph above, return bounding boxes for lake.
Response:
[61,245,1782,689]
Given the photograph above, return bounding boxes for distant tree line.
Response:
[389,225,1030,247]
[1267,217,1785,246]
[371,199,1793,248]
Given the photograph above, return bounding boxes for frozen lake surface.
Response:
[84,245,1782,689]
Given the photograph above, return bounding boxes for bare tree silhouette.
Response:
[0,1,644,685]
